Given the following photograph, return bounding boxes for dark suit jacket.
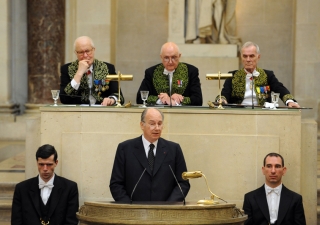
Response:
[136,63,203,106]
[109,136,190,202]
[60,61,124,104]
[243,184,306,225]
[221,69,296,105]
[11,175,79,225]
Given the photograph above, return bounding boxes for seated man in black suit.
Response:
[11,144,79,225]
[243,153,306,225]
[60,36,124,105]
[216,41,300,107]
[109,108,190,202]
[136,42,203,106]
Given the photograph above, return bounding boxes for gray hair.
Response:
[241,41,260,54]
[141,108,164,122]
[73,36,95,51]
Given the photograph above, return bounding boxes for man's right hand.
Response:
[74,60,90,84]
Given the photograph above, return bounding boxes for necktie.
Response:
[245,70,260,79]
[39,182,54,205]
[148,144,155,172]
[266,187,279,195]
[39,183,54,189]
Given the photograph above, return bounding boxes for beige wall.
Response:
[294,0,320,119]
[0,0,10,104]
[65,0,112,64]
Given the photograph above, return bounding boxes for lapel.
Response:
[48,175,63,218]
[133,136,152,175]
[153,138,168,176]
[254,185,270,223]
[28,176,42,217]
[276,185,291,225]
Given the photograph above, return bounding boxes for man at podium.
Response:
[109,108,190,202]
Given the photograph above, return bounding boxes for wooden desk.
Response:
[25,106,317,224]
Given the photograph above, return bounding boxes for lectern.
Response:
[77,201,247,225]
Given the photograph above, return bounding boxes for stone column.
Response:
[27,0,65,105]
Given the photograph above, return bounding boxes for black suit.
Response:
[109,136,190,202]
[136,63,203,106]
[60,61,124,104]
[243,185,306,225]
[11,175,79,225]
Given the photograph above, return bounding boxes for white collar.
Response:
[163,68,175,76]
[39,173,55,186]
[244,68,260,78]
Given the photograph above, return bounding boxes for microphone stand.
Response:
[88,80,92,107]
[169,74,172,108]
[251,74,254,109]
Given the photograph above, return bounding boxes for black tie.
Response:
[148,144,155,172]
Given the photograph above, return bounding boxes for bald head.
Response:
[160,42,180,55]
[160,42,181,71]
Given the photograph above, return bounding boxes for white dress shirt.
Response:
[141,135,158,158]
[265,183,282,224]
[241,69,259,105]
[38,174,55,205]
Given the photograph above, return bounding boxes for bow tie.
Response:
[246,71,260,79]
[163,69,175,75]
[39,183,54,189]
[266,187,280,195]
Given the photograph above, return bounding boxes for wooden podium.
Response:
[77,201,247,224]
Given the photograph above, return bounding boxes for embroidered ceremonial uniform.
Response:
[60,59,124,104]
[216,68,296,106]
[136,63,202,106]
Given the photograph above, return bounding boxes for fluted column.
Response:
[27,0,65,104]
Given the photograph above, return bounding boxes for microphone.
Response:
[168,74,172,108]
[251,73,254,109]
[130,168,146,204]
[182,171,203,180]
[182,170,228,203]
[169,165,186,205]
[88,76,93,107]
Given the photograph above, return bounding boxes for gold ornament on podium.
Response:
[182,171,227,205]
[206,72,232,109]
[106,72,133,107]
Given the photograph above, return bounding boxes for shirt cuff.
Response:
[71,79,80,90]
[156,99,163,105]
[108,96,118,105]
[285,99,294,105]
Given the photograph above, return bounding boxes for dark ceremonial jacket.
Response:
[136,63,203,106]
[242,184,306,225]
[109,136,190,202]
[60,59,124,104]
[218,68,296,106]
[11,175,79,225]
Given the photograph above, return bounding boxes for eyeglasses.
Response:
[75,48,95,56]
[162,56,179,62]
[142,121,163,129]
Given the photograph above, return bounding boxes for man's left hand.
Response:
[171,94,184,104]
[101,98,115,106]
[288,102,300,108]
